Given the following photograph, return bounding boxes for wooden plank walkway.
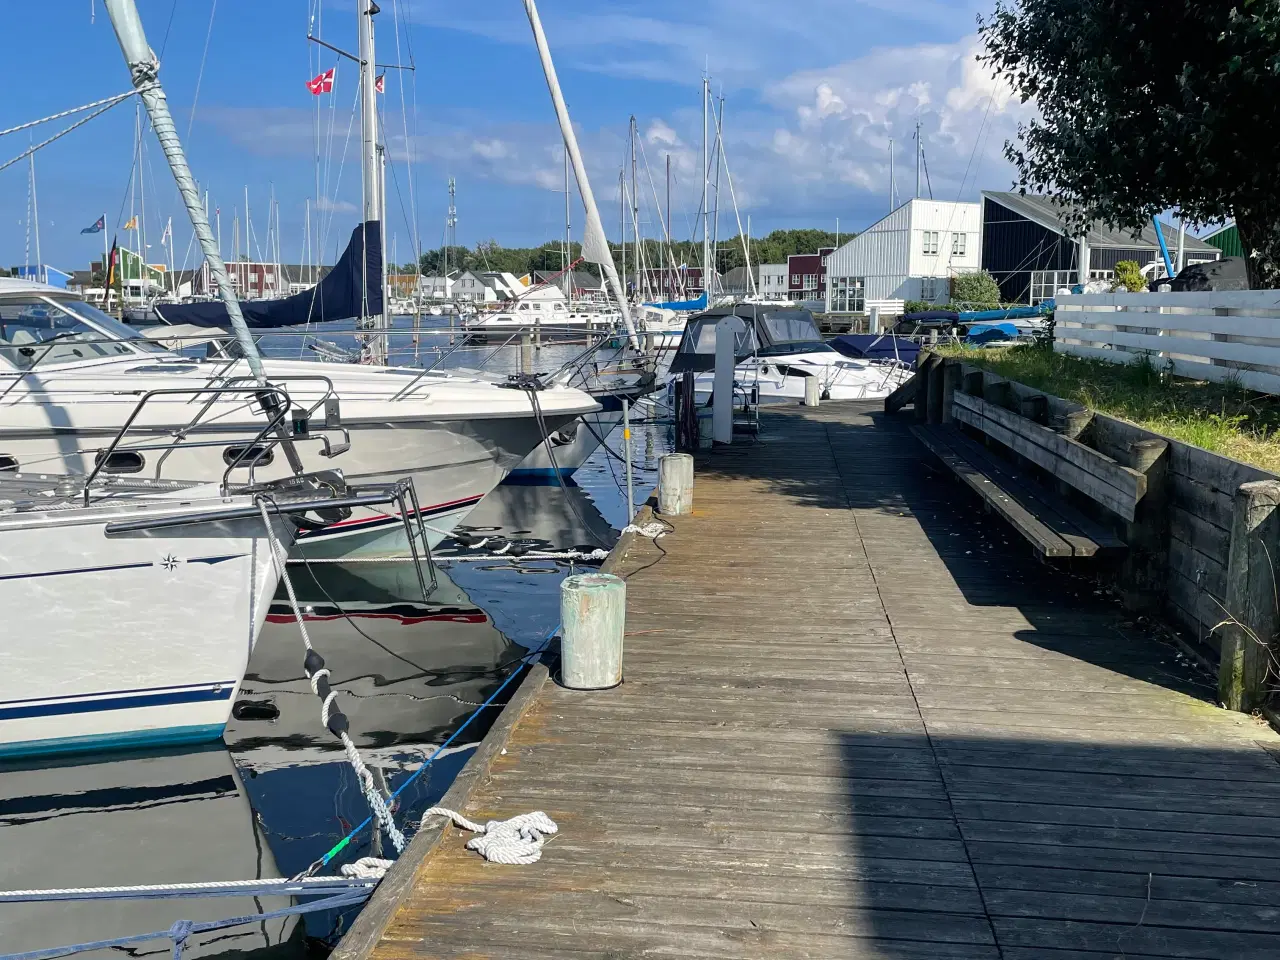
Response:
[348,402,1280,960]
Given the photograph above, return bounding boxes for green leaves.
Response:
[979,0,1280,283]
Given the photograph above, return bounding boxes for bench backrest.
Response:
[951,391,1155,522]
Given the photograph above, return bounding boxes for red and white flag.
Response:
[375,74,385,94]
[306,67,335,95]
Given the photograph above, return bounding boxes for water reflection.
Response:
[0,390,671,957]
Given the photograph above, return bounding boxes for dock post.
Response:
[940,360,961,423]
[658,453,694,515]
[713,321,734,444]
[560,573,626,689]
[520,331,533,374]
[1118,439,1171,615]
[926,356,946,424]
[1219,480,1280,712]
[803,376,820,407]
[622,398,634,521]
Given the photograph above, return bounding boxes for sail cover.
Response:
[153,221,383,329]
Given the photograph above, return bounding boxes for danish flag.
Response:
[375,74,385,94]
[306,67,335,95]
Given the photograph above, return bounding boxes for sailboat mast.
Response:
[630,115,638,303]
[103,0,268,381]
[563,146,570,298]
[523,0,637,346]
[358,0,387,362]
[701,75,709,303]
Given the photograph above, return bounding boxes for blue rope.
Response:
[0,888,372,960]
[315,623,559,869]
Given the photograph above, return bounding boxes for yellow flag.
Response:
[123,216,138,230]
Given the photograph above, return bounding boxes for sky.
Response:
[1,0,1029,273]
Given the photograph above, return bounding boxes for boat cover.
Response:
[153,221,383,328]
[831,334,920,365]
[668,303,827,373]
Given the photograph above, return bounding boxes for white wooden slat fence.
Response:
[1055,291,1280,395]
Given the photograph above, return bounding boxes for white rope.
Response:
[339,857,394,880]
[421,807,559,865]
[256,498,407,857]
[623,521,668,539]
[0,876,372,903]
[0,99,133,175]
[0,91,135,138]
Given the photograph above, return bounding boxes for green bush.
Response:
[903,299,931,314]
[950,270,1002,309]
[1112,260,1147,292]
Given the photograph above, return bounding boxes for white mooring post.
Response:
[803,375,821,407]
[658,453,694,515]
[560,572,626,689]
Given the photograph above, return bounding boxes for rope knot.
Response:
[168,918,195,958]
[423,807,558,865]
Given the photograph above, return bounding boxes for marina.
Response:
[4,0,1280,956]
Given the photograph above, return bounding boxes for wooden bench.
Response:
[906,363,1165,559]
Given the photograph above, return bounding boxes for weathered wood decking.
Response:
[346,402,1280,960]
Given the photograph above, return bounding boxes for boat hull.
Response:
[0,510,287,757]
[507,408,624,481]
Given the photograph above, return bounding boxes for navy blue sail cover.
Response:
[154,221,383,328]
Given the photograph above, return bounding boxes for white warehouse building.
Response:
[825,199,982,313]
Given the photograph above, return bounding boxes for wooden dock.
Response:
[339,401,1280,960]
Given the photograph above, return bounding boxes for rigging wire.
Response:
[0,96,136,177]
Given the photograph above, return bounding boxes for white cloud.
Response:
[315,196,357,214]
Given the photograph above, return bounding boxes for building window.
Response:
[922,277,939,301]
[1029,269,1078,304]
[951,233,966,256]
[922,231,940,256]
[790,274,801,285]
[803,274,818,291]
[830,277,865,313]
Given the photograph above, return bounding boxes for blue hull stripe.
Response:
[0,684,235,721]
[0,554,247,583]
[0,724,226,760]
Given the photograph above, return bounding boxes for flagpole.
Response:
[102,212,108,295]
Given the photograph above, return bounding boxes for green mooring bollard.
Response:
[560,572,626,689]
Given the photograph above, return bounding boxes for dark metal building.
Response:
[980,191,1220,304]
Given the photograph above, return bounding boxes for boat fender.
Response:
[304,648,350,737]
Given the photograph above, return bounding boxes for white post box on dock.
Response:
[803,376,821,407]
[713,319,737,444]
[658,453,694,515]
[560,572,626,689]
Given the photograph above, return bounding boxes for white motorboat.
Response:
[669,303,913,402]
[0,474,294,757]
[463,300,621,341]
[0,461,438,758]
[0,279,600,556]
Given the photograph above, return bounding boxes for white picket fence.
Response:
[1055,291,1280,394]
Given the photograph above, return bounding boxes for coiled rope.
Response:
[256,498,406,856]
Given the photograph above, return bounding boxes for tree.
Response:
[950,270,1002,308]
[979,1,1280,288]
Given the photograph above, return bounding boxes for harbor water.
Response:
[0,336,671,958]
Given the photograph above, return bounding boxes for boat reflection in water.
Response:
[0,745,300,958]
[224,559,535,942]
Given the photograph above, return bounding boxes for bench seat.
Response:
[912,423,1128,558]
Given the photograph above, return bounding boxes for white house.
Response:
[824,199,983,313]
[758,264,787,299]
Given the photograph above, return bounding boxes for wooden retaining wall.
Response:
[913,354,1280,709]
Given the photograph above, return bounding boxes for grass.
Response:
[934,342,1280,473]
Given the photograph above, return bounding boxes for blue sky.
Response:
[2,0,1020,272]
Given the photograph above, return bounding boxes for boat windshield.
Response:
[758,311,833,356]
[0,295,169,371]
